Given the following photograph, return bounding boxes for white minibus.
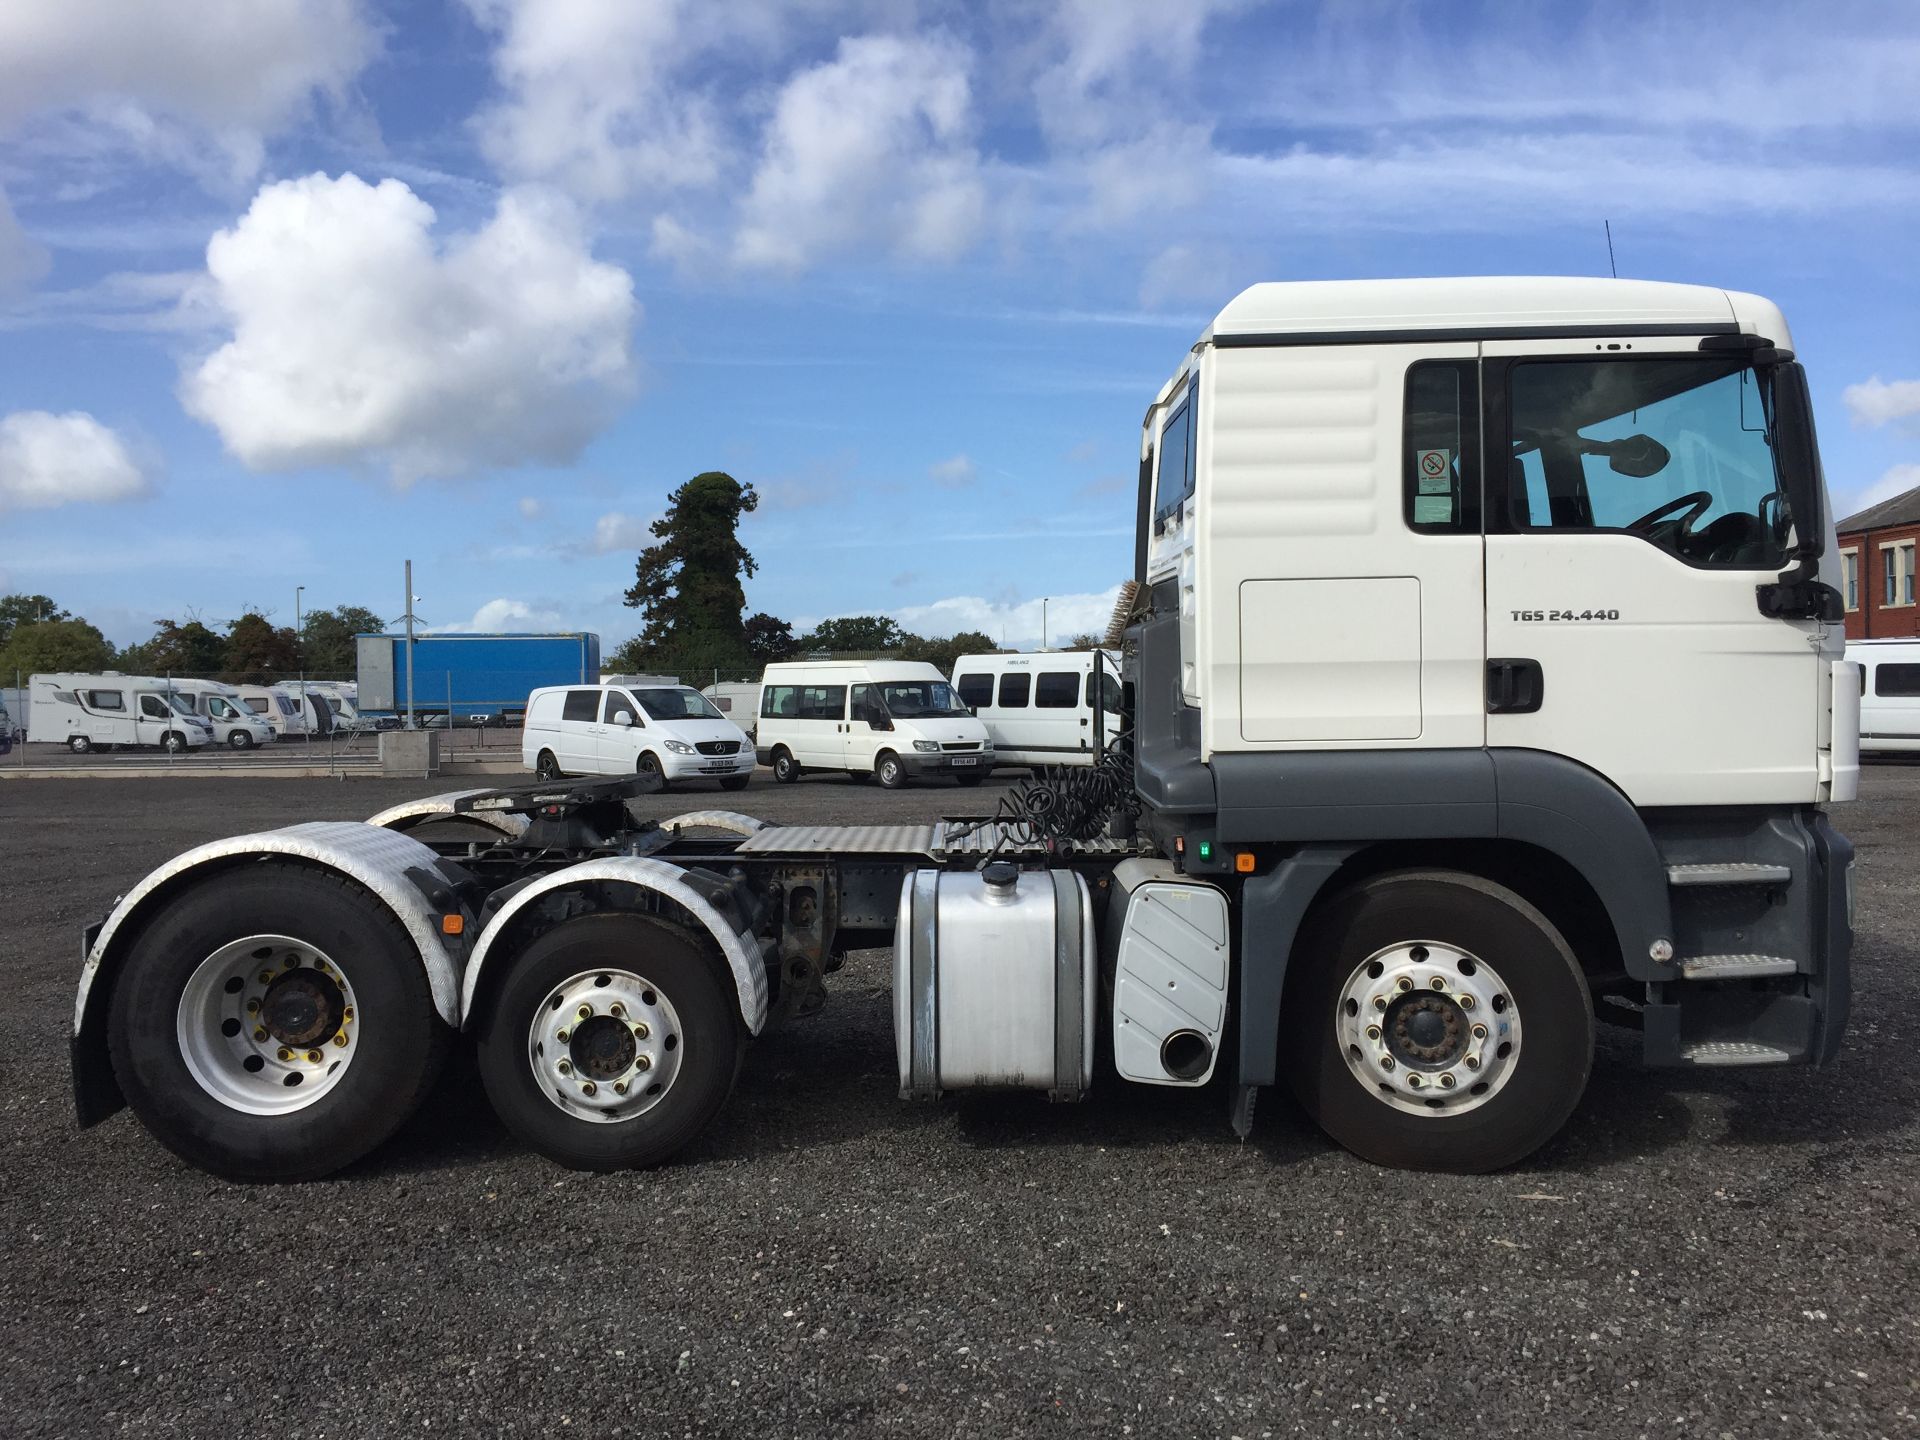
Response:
[756,661,993,788]
[1850,639,1920,754]
[950,651,1123,767]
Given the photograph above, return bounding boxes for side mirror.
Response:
[1601,433,1671,478]
[613,712,633,727]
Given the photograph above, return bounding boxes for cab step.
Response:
[1665,863,1792,887]
[1679,1040,1795,1066]
[1679,953,1799,981]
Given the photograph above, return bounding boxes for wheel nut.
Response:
[632,1021,651,1040]
[634,1054,652,1072]
[556,1028,571,1043]
[613,1081,628,1095]
[1439,1073,1457,1089]
[258,972,274,984]
[610,1003,626,1019]
[306,1049,322,1064]
[577,1004,592,1020]
[343,1007,354,1022]
[1465,1054,1481,1070]
[1472,1024,1487,1040]
[556,1059,572,1075]
[1407,1073,1422,1088]
[1457,994,1476,1010]
[1396,977,1413,992]
[1371,996,1387,1013]
[581,1081,597,1096]
[333,1033,348,1047]
[1365,1025,1382,1042]
[1430,976,1447,990]
[254,1027,268,1042]
[277,1047,293,1061]
[1380,1055,1396,1071]
[246,999,260,1015]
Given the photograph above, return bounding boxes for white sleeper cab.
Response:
[523,682,755,790]
[65,278,1859,1189]
[29,673,214,753]
[757,660,994,788]
[952,650,1124,767]
[1849,639,1920,753]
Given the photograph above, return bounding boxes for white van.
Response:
[237,684,314,738]
[1850,639,1920,754]
[701,682,763,741]
[164,679,277,749]
[28,673,214,754]
[951,651,1124,767]
[757,661,994,788]
[523,682,756,790]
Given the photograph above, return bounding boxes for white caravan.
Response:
[28,673,214,753]
[701,682,763,741]
[951,651,1123,767]
[236,684,314,738]
[523,682,755,790]
[164,679,277,749]
[1849,639,1920,753]
[757,661,993,788]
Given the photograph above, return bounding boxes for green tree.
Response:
[221,612,301,684]
[301,605,385,677]
[0,593,69,648]
[622,471,760,674]
[898,629,998,676]
[127,618,228,676]
[0,617,114,676]
[796,615,904,653]
[742,612,797,666]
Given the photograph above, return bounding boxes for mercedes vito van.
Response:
[756,660,993,788]
[523,682,756,789]
[950,650,1123,767]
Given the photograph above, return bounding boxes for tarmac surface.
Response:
[2,767,1915,1437]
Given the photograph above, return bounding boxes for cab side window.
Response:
[603,692,640,725]
[1153,380,1197,528]
[140,695,169,719]
[1403,361,1480,533]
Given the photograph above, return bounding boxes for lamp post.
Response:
[295,586,304,634]
[1041,597,1049,652]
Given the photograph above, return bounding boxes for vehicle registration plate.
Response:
[951,756,977,766]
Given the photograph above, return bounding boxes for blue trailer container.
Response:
[355,632,600,723]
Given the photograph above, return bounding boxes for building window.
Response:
[1841,548,1859,612]
[1882,540,1916,607]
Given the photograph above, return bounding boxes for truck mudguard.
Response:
[366,790,531,839]
[460,857,771,1035]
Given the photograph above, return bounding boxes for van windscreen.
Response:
[877,682,968,718]
[635,688,722,721]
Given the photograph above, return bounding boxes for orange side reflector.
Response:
[1234,852,1256,874]
[441,914,465,936]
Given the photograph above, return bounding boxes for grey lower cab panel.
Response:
[1679,1041,1794,1066]
[734,821,1143,862]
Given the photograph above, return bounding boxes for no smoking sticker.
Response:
[1416,448,1452,493]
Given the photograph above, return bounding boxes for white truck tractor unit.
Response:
[68,278,1857,1183]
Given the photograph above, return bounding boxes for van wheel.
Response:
[69,735,92,754]
[875,752,906,789]
[637,752,669,792]
[162,730,188,754]
[228,731,254,750]
[535,750,563,781]
[1281,870,1592,1173]
[772,748,801,783]
[955,771,985,787]
[720,775,751,792]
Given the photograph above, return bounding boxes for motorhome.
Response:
[164,679,277,749]
[523,682,755,790]
[236,684,315,738]
[1849,639,1920,753]
[757,660,994,787]
[701,681,762,740]
[951,651,1123,767]
[28,673,214,753]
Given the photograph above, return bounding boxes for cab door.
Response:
[136,693,173,745]
[1481,339,1825,805]
[596,690,645,774]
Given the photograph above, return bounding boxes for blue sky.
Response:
[2,0,1918,652]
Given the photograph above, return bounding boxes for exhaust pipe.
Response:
[1159,1029,1213,1082]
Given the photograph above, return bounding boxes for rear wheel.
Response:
[1281,871,1591,1173]
[771,747,801,783]
[68,734,92,754]
[475,913,743,1171]
[106,865,449,1181]
[535,749,563,781]
[874,751,906,789]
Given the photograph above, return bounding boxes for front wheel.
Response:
[954,771,986,787]
[228,730,254,750]
[1281,871,1592,1173]
[106,864,449,1181]
[637,751,669,792]
[162,730,188,754]
[719,774,751,792]
[475,913,743,1171]
[874,751,906,789]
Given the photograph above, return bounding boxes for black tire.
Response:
[771,747,801,783]
[874,751,906,789]
[535,749,563,781]
[1281,870,1592,1173]
[228,730,254,750]
[162,730,187,754]
[637,750,669,792]
[954,771,986,787]
[106,864,450,1181]
[475,913,744,1171]
[68,734,92,754]
[719,774,751,792]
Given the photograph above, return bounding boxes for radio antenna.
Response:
[1604,220,1618,279]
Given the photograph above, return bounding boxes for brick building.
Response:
[1836,484,1920,640]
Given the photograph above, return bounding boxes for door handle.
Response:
[1486,658,1544,714]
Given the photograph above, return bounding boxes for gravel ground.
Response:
[2,768,1915,1438]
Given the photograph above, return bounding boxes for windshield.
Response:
[634,687,723,722]
[167,695,198,717]
[876,681,969,718]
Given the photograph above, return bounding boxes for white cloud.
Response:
[588,511,655,554]
[928,454,975,490]
[733,34,985,272]
[0,189,50,298]
[1843,376,1920,433]
[0,0,376,184]
[1138,240,1247,311]
[0,409,148,511]
[517,496,543,519]
[890,585,1124,650]
[441,597,568,633]
[180,173,638,482]
[1838,464,1920,522]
